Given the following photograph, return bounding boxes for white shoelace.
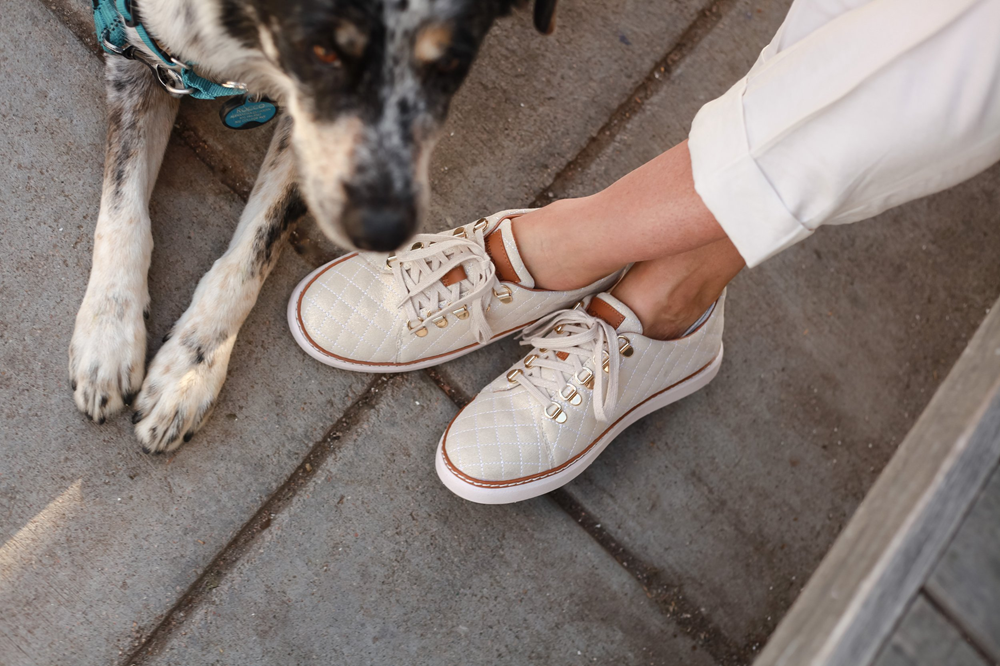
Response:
[391,223,508,343]
[511,307,624,423]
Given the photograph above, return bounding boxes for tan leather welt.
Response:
[440,265,467,287]
[441,354,720,488]
[486,231,519,284]
[586,297,626,329]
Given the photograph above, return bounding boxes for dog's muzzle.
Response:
[341,198,418,252]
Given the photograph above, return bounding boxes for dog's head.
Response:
[244,0,558,252]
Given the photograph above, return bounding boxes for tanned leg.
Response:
[512,139,742,338]
[70,57,180,424]
[514,141,729,292]
[133,116,306,453]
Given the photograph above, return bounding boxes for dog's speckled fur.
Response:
[71,0,557,452]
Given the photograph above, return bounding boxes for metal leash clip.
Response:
[101,29,196,96]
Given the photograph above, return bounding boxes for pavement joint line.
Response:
[421,366,758,665]
[424,366,473,408]
[529,0,739,207]
[117,374,397,665]
[548,488,760,666]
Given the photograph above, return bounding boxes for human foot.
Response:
[609,238,743,340]
[288,210,625,372]
[436,291,725,504]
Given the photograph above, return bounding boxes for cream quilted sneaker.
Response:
[288,210,624,372]
[436,291,726,504]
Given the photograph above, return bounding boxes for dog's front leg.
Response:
[133,117,304,452]
[70,57,180,423]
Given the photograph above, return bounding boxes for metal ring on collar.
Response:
[101,29,127,56]
[155,64,195,96]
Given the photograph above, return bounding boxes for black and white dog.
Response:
[70,0,558,452]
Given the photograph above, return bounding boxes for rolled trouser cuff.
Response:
[689,78,812,268]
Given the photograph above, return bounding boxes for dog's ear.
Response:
[533,0,558,34]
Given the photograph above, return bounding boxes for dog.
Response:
[70,0,558,452]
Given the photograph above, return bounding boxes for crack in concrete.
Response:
[118,374,396,665]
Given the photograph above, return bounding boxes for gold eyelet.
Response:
[473,217,489,232]
[554,325,564,334]
[544,403,567,424]
[576,367,594,390]
[603,359,610,373]
[560,385,582,406]
[453,227,467,238]
[524,354,538,368]
[385,254,397,269]
[432,315,448,328]
[506,368,522,383]
[453,306,470,320]
[407,321,428,337]
[618,336,633,357]
[493,285,513,304]
[573,301,585,311]
[410,241,424,251]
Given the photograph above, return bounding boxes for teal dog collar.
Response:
[92,0,278,129]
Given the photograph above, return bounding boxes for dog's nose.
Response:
[344,203,417,252]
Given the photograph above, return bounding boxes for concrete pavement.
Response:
[2,0,999,664]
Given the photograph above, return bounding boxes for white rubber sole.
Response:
[287,262,523,374]
[436,346,724,504]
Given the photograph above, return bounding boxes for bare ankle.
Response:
[512,199,623,291]
[610,241,744,340]
[619,287,718,340]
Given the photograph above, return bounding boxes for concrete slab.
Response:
[440,0,1000,647]
[143,374,716,666]
[0,3,375,663]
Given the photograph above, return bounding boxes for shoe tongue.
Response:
[586,293,643,335]
[485,217,535,288]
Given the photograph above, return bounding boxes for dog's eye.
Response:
[312,45,342,67]
[437,57,461,73]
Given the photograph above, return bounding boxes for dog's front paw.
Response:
[69,293,148,424]
[132,331,231,453]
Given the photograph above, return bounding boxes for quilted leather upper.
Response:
[442,292,726,483]
[295,210,623,366]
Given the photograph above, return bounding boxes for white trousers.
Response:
[688,0,1000,268]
